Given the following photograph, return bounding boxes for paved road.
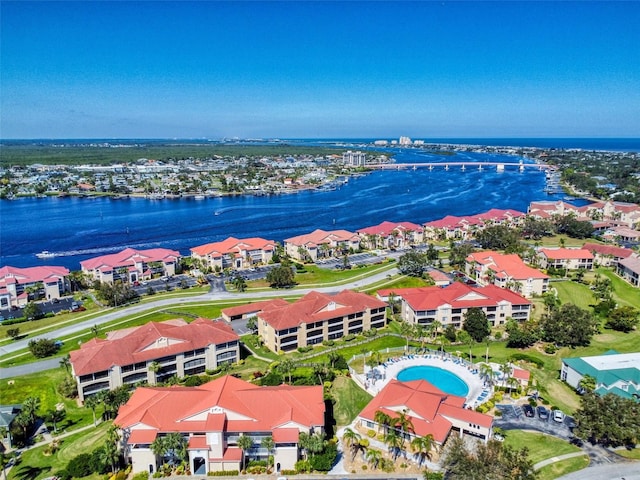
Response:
[0,267,398,378]
[556,463,640,480]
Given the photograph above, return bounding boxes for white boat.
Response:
[36,250,56,259]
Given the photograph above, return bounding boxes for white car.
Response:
[553,409,565,423]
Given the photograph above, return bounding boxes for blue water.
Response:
[0,147,593,270]
[397,365,469,397]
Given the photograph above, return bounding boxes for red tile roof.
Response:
[358,379,492,444]
[423,215,464,229]
[466,251,548,280]
[0,265,70,286]
[80,247,180,271]
[357,221,423,236]
[190,237,276,257]
[128,429,158,444]
[390,282,531,312]
[258,290,387,331]
[284,229,359,247]
[115,375,324,436]
[70,318,239,376]
[539,248,594,260]
[221,299,289,319]
[582,243,634,259]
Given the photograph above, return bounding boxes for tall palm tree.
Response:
[260,436,275,472]
[410,434,435,466]
[383,429,403,460]
[373,410,392,434]
[394,409,415,441]
[85,395,100,427]
[342,428,361,461]
[59,354,71,376]
[237,434,254,471]
[277,358,295,384]
[366,448,382,470]
[479,363,494,385]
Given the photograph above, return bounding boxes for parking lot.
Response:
[495,403,576,441]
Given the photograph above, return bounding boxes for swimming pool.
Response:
[397,365,469,397]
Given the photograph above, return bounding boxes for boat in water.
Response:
[36,250,56,259]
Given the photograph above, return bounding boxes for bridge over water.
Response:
[368,161,553,172]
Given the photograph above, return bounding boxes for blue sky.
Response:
[1,1,639,139]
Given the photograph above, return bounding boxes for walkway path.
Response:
[0,267,399,378]
[533,451,588,470]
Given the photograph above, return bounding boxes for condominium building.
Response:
[342,150,366,166]
[284,229,361,262]
[115,375,325,474]
[387,282,531,329]
[357,221,424,249]
[0,265,70,309]
[80,247,181,284]
[537,248,594,270]
[70,319,240,402]
[190,236,276,271]
[582,243,635,267]
[257,290,387,353]
[465,251,549,298]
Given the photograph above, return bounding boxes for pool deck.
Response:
[356,352,492,407]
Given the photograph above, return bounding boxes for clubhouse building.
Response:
[115,375,325,475]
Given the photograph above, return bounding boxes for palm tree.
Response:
[366,448,382,470]
[479,363,494,386]
[394,409,415,441]
[374,410,392,434]
[383,428,403,460]
[237,434,254,470]
[148,361,161,383]
[342,428,361,461]
[85,395,100,427]
[22,397,40,424]
[410,434,435,466]
[457,330,474,363]
[579,374,597,393]
[399,321,413,351]
[506,376,520,395]
[91,324,100,338]
[59,354,71,375]
[260,436,275,472]
[277,358,295,384]
[499,362,513,387]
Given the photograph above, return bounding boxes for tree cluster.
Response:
[97,281,139,307]
[442,435,536,480]
[476,225,522,253]
[463,308,491,343]
[540,303,599,347]
[605,306,639,333]
[28,338,60,358]
[573,393,640,447]
[397,251,428,277]
[266,265,296,288]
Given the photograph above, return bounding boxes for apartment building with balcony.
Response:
[386,282,531,329]
[284,229,361,262]
[257,290,387,353]
[190,236,276,271]
[357,221,424,249]
[582,243,635,267]
[0,265,70,309]
[465,251,549,298]
[115,375,325,475]
[80,247,181,284]
[537,248,594,271]
[70,318,240,402]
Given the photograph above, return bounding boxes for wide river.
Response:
[1,149,584,270]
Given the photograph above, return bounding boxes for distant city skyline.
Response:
[1,1,639,139]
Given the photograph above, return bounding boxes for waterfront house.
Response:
[561,351,640,400]
[422,215,472,241]
[528,200,640,229]
[388,282,531,329]
[0,265,70,309]
[190,237,276,272]
[257,290,387,353]
[70,318,239,402]
[464,251,549,298]
[582,243,635,267]
[114,375,325,475]
[80,247,181,285]
[537,248,594,271]
[617,255,640,287]
[357,379,493,447]
[357,221,424,249]
[284,229,361,262]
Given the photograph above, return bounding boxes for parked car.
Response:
[553,409,566,423]
[537,406,549,420]
[523,404,535,417]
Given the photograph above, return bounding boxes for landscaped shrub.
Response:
[132,472,149,480]
[297,345,313,353]
[206,470,239,476]
[544,343,557,354]
[310,443,338,471]
[280,469,297,476]
[322,340,335,347]
[509,353,544,368]
[342,334,356,342]
[65,453,94,478]
[247,460,267,468]
[295,459,311,473]
[367,429,376,438]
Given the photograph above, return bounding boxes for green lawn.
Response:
[502,430,582,465]
[615,446,640,460]
[3,369,93,431]
[331,376,373,427]
[536,455,590,480]
[551,281,595,311]
[8,422,111,480]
